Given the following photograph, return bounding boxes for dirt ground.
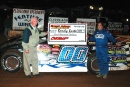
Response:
[0,31,130,87]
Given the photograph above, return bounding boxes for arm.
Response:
[106,31,116,44]
[39,32,47,37]
[89,32,96,42]
[22,28,32,50]
[38,29,47,37]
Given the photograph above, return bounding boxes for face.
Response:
[97,23,103,30]
[31,18,38,27]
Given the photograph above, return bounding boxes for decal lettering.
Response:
[57,46,88,63]
[95,34,104,39]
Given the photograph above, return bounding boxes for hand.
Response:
[86,34,89,39]
[25,50,29,54]
[46,31,48,34]
[116,42,121,47]
[86,34,89,42]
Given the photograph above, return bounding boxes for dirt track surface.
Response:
[0,32,130,87]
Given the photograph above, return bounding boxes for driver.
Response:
[88,21,116,79]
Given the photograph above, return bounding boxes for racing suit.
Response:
[22,25,47,76]
[89,29,116,74]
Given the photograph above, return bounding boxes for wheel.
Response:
[1,49,23,73]
[87,52,99,75]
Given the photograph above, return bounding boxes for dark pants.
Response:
[4,28,10,38]
[96,47,109,74]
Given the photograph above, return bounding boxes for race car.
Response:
[0,35,130,74]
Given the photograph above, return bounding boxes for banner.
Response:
[76,18,96,35]
[48,23,87,45]
[48,17,68,23]
[107,22,123,31]
[13,8,45,30]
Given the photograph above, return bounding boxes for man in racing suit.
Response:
[89,21,116,79]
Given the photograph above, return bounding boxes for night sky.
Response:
[1,0,129,10]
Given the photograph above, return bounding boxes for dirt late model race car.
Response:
[0,35,130,74]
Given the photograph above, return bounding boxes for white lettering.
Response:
[95,34,104,39]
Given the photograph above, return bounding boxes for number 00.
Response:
[57,46,88,63]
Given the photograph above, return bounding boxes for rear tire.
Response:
[1,49,23,73]
[87,52,99,75]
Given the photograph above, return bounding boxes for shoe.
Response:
[103,74,107,79]
[33,73,43,76]
[26,75,32,78]
[96,73,103,77]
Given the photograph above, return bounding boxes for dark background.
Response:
[0,0,129,31]
[0,0,129,10]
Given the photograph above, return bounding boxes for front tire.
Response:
[1,49,23,73]
[87,52,99,74]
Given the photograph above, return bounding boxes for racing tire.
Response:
[87,52,99,75]
[1,49,23,73]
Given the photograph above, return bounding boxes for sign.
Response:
[13,8,45,30]
[107,22,123,31]
[76,18,96,35]
[48,23,87,45]
[48,17,68,23]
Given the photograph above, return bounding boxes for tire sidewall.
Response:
[87,52,99,74]
[1,50,23,73]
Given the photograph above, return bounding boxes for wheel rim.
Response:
[91,57,99,71]
[5,56,19,71]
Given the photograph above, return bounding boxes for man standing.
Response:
[22,17,48,78]
[4,14,12,40]
[88,21,116,79]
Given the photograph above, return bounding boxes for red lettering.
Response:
[51,37,69,40]
[51,25,60,27]
[51,25,70,29]
[51,25,60,29]
[61,25,70,28]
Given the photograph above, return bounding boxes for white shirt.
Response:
[31,24,36,30]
